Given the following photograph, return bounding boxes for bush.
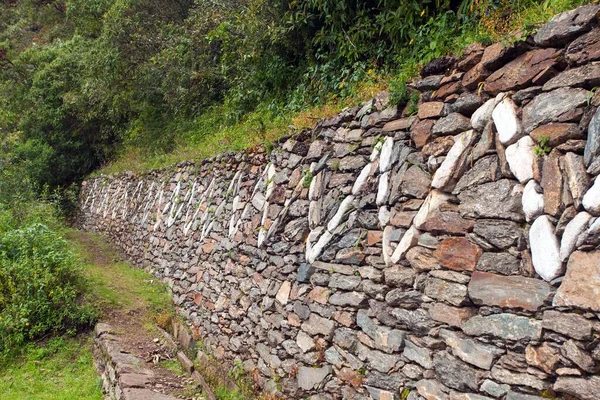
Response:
[0,221,97,361]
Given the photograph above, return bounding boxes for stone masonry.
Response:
[79,4,600,400]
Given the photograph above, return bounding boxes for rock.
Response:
[453,155,502,194]
[296,331,315,353]
[401,165,431,199]
[566,27,600,65]
[485,49,561,95]
[422,136,456,158]
[391,308,436,335]
[379,137,396,173]
[490,366,548,391]
[406,246,439,271]
[560,211,593,261]
[458,180,524,222]
[404,339,433,369]
[415,193,476,235]
[428,303,475,327]
[356,342,401,373]
[480,380,509,397]
[433,352,480,391]
[562,152,590,208]
[432,113,472,136]
[472,219,523,249]
[562,339,596,373]
[505,136,538,183]
[276,281,291,305]
[450,93,482,116]
[583,176,600,215]
[534,3,600,46]
[365,387,397,400]
[301,314,335,338]
[554,251,600,311]
[424,277,469,307]
[586,106,600,168]
[476,252,521,276]
[416,379,450,400]
[525,343,560,374]
[531,123,584,147]
[471,98,496,131]
[529,215,562,281]
[472,122,494,160]
[384,266,416,288]
[329,292,368,307]
[541,151,564,217]
[419,102,447,119]
[468,271,552,311]
[383,117,415,132]
[432,130,476,190]
[356,310,405,354]
[554,375,600,400]
[544,62,600,92]
[522,87,588,133]
[461,314,542,341]
[411,119,435,148]
[297,365,332,390]
[493,97,523,145]
[433,237,481,272]
[439,328,504,370]
[522,180,544,222]
[542,310,593,341]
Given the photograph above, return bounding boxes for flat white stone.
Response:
[376,171,390,206]
[379,206,391,227]
[307,230,333,264]
[370,144,381,162]
[308,200,321,229]
[352,163,374,195]
[296,330,315,353]
[266,163,276,199]
[530,215,563,281]
[493,97,523,145]
[471,98,497,131]
[522,180,544,222]
[327,195,355,232]
[560,211,593,262]
[414,190,453,229]
[431,130,476,190]
[379,137,395,172]
[382,226,394,266]
[391,225,420,263]
[582,176,600,216]
[505,136,537,183]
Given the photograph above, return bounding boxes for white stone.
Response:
[275,281,291,305]
[391,226,420,263]
[379,137,395,172]
[530,215,563,281]
[505,136,537,183]
[431,130,477,190]
[560,211,593,262]
[382,226,394,266]
[376,171,390,206]
[414,190,453,229]
[582,176,600,216]
[379,206,391,227]
[471,98,497,131]
[493,97,522,145]
[266,163,276,199]
[308,200,321,229]
[307,230,333,264]
[296,330,315,353]
[522,180,544,222]
[370,145,381,162]
[352,163,373,195]
[327,195,355,232]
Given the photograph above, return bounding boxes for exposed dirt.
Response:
[72,232,201,399]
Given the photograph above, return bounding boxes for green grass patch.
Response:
[0,336,103,400]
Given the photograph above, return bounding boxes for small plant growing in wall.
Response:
[534,135,552,157]
[302,169,314,188]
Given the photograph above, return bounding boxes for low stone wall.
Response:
[79,4,600,400]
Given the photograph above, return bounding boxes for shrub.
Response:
[0,221,97,361]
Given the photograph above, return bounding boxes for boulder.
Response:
[554,250,600,311]
[583,176,600,215]
[566,27,600,65]
[529,215,563,282]
[505,136,538,183]
[468,271,552,311]
[431,130,477,190]
[462,314,542,341]
[534,3,600,46]
[522,180,544,222]
[433,237,482,272]
[522,87,588,133]
[432,113,472,136]
[543,62,600,91]
[458,179,524,222]
[559,211,593,261]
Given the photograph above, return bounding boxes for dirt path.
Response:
[71,231,202,400]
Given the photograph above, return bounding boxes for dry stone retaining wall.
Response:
[79,4,600,400]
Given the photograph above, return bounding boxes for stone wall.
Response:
[78,4,600,400]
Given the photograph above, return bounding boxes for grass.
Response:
[0,336,103,400]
